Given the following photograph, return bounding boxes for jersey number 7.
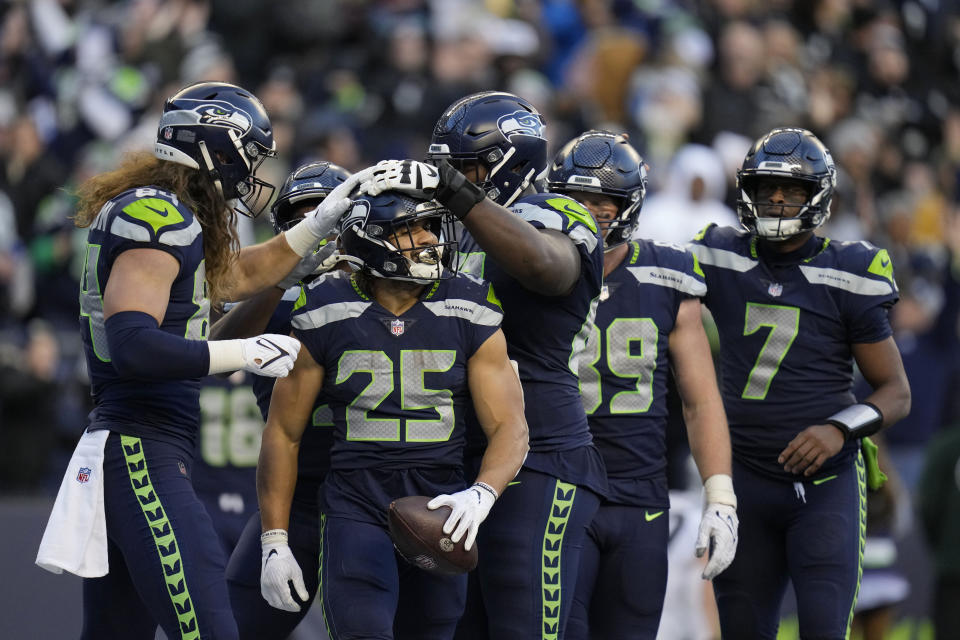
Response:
[742,303,799,400]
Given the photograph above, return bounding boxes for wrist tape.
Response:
[260,529,288,546]
[704,474,737,509]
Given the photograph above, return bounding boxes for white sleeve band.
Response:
[704,474,737,509]
[207,339,246,375]
[283,222,320,258]
[826,403,883,440]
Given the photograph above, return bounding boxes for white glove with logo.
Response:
[260,530,309,612]
[696,473,739,580]
[696,503,738,580]
[283,166,376,257]
[207,334,301,377]
[276,242,339,290]
[359,159,440,199]
[427,482,498,551]
[240,335,301,377]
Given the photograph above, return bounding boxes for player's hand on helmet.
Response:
[359,160,441,199]
[696,503,738,580]
[240,334,301,377]
[427,482,498,552]
[778,423,845,476]
[276,242,339,290]
[284,167,376,257]
[260,530,309,612]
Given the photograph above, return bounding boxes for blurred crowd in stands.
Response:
[2,0,960,630]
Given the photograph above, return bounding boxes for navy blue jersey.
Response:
[290,271,502,471]
[192,372,264,504]
[689,225,898,481]
[80,187,209,448]
[582,240,706,507]
[457,193,605,484]
[192,372,262,550]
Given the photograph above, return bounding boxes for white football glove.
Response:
[260,531,309,612]
[207,334,301,377]
[696,503,739,580]
[427,482,498,552]
[240,334,300,377]
[276,242,339,290]
[283,166,377,257]
[359,159,440,198]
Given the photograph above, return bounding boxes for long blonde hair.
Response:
[74,152,239,303]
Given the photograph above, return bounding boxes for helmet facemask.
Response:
[203,132,276,218]
[736,128,837,241]
[339,196,460,284]
[599,190,644,249]
[738,173,828,241]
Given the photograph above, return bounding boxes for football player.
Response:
[38,82,375,639]
[256,190,529,639]
[360,91,608,639]
[688,127,911,639]
[545,131,736,639]
[205,161,350,639]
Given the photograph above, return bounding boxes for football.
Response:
[387,495,479,575]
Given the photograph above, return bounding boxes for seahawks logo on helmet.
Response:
[497,111,545,140]
[195,104,252,132]
[340,199,371,234]
[158,100,253,134]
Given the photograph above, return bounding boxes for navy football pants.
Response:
[455,468,602,640]
[566,503,669,639]
[318,514,467,639]
[226,504,320,640]
[81,433,237,639]
[713,454,866,639]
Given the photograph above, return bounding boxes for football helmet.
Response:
[338,191,459,283]
[154,81,277,217]
[427,91,547,207]
[546,130,647,249]
[271,161,352,234]
[737,127,837,240]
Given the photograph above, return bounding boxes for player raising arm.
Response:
[360,92,609,640]
[36,82,370,640]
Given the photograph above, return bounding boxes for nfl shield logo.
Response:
[768,282,783,297]
[163,126,173,140]
[77,467,91,484]
[390,319,405,336]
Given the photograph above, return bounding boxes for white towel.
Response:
[36,429,110,577]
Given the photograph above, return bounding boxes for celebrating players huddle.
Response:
[36,81,910,640]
